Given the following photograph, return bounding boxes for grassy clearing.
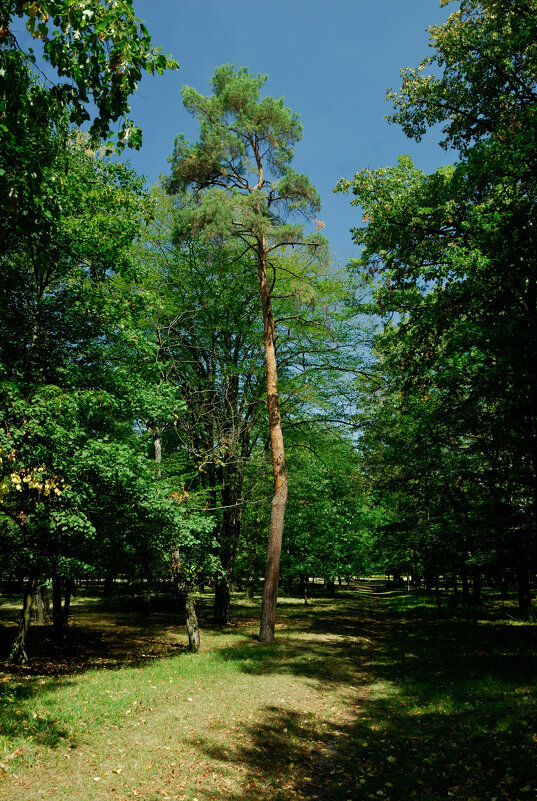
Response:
[0,591,374,801]
[1,587,536,801]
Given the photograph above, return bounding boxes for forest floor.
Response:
[0,584,536,801]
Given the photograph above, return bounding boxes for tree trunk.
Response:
[472,566,482,606]
[434,571,442,616]
[213,453,244,624]
[258,238,288,643]
[171,547,200,652]
[461,565,470,601]
[213,577,231,625]
[184,593,200,652]
[104,570,116,596]
[299,574,308,605]
[245,556,256,600]
[153,427,162,477]
[516,557,531,610]
[11,576,38,664]
[34,584,46,624]
[63,579,75,629]
[52,577,64,637]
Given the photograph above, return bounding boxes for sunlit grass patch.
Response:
[0,590,372,800]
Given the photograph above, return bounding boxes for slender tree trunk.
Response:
[472,565,482,606]
[434,570,442,616]
[34,584,45,624]
[245,573,255,601]
[184,593,200,652]
[52,577,64,637]
[516,556,531,610]
[214,451,244,623]
[63,579,75,629]
[153,427,162,477]
[214,578,231,625]
[104,569,116,596]
[171,547,200,652]
[11,576,38,664]
[245,543,258,601]
[257,238,288,643]
[461,565,470,602]
[299,574,309,605]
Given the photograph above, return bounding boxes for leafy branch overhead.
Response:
[0,0,178,148]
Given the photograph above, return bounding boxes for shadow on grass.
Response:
[2,586,537,800]
[0,596,193,678]
[188,588,537,801]
[215,593,377,690]
[0,678,73,753]
[300,599,537,801]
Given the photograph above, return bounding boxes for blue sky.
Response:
[123,0,453,263]
[13,1,453,262]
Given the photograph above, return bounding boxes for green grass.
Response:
[0,588,536,800]
[303,588,537,801]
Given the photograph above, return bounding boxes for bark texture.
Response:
[258,239,288,643]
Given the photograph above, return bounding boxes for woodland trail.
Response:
[301,583,537,801]
[2,584,536,800]
[300,581,392,801]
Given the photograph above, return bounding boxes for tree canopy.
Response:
[0,0,178,148]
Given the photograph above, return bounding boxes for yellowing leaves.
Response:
[0,465,67,504]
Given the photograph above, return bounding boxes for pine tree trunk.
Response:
[258,238,288,643]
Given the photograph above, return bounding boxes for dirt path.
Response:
[302,582,390,800]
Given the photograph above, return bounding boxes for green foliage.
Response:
[0,0,178,148]
[166,64,325,256]
[388,0,537,155]
[281,428,377,583]
[0,126,211,600]
[338,0,537,600]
